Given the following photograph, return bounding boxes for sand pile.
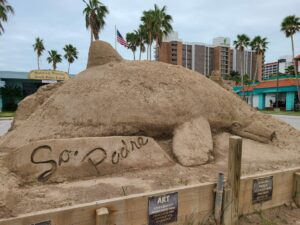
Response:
[0,41,299,218]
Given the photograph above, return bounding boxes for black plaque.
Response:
[252,176,273,204]
[148,192,178,225]
[32,221,51,225]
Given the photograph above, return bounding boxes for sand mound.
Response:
[87,40,122,68]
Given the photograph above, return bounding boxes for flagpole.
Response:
[115,25,117,51]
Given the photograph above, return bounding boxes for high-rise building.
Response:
[156,32,263,80]
[263,55,298,79]
[263,62,278,79]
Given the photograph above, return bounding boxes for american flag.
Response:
[117,30,128,47]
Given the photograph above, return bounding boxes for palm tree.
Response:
[33,37,45,70]
[0,0,14,35]
[141,10,154,60]
[152,4,173,57]
[281,15,300,102]
[250,36,268,106]
[63,44,78,74]
[250,36,268,81]
[234,34,250,100]
[47,50,62,70]
[126,32,138,60]
[82,0,109,44]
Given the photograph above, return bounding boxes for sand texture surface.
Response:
[0,41,299,219]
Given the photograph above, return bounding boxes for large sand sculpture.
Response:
[0,41,299,184]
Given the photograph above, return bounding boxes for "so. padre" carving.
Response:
[30,137,149,182]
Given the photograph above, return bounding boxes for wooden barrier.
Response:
[0,182,216,225]
[223,136,242,225]
[1,167,299,225]
[294,172,300,206]
[239,168,300,215]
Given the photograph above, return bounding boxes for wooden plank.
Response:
[293,172,300,206]
[0,182,215,225]
[223,136,242,225]
[222,188,232,225]
[239,168,300,215]
[96,208,109,225]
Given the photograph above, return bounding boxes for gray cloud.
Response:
[0,0,299,74]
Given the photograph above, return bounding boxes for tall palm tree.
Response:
[82,0,109,44]
[33,37,45,70]
[281,15,300,102]
[234,34,250,100]
[141,10,154,60]
[152,4,173,57]
[47,50,62,71]
[63,44,78,74]
[250,36,268,81]
[250,36,268,106]
[0,0,14,35]
[126,32,138,60]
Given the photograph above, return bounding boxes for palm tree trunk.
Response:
[240,50,245,100]
[133,51,136,60]
[139,48,142,60]
[37,55,40,70]
[150,42,152,61]
[291,35,300,103]
[156,37,159,61]
[251,53,259,107]
[146,45,149,60]
[53,62,56,71]
[90,30,93,45]
[149,33,152,61]
[68,63,71,74]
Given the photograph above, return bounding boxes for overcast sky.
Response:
[0,0,299,74]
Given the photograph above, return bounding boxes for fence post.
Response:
[294,172,300,206]
[96,207,109,225]
[223,136,242,225]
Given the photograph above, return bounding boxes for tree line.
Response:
[126,4,173,61]
[32,38,78,74]
[231,15,300,102]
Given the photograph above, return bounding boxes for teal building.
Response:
[234,76,299,111]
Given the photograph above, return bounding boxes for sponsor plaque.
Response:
[148,192,178,225]
[252,176,273,204]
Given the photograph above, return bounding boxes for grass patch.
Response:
[260,110,300,116]
[0,111,15,117]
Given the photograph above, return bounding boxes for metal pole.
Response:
[115,25,117,51]
[214,172,224,225]
[276,69,279,109]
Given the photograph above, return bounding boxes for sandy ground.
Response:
[0,132,300,219]
[240,204,300,225]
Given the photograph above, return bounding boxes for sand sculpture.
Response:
[0,41,298,184]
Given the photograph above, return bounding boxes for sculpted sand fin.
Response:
[172,117,213,167]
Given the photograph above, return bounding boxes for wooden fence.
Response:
[1,167,299,225]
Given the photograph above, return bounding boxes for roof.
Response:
[0,71,28,79]
[241,78,300,92]
[264,62,277,66]
[295,55,300,59]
